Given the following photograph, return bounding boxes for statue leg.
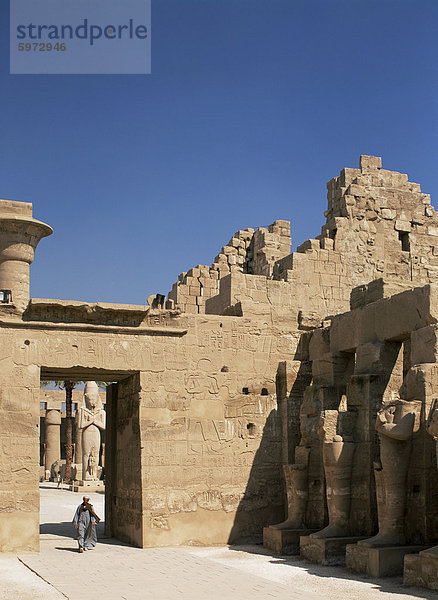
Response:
[311,441,355,539]
[275,463,309,530]
[363,438,411,547]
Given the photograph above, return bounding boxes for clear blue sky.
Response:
[1,0,437,304]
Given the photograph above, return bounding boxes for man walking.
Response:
[73,495,101,553]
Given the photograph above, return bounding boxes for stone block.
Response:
[395,220,411,233]
[355,341,400,374]
[297,239,320,253]
[72,481,105,493]
[321,237,334,250]
[330,310,360,353]
[305,384,339,411]
[347,374,387,410]
[312,353,350,386]
[360,155,382,171]
[309,328,330,360]
[263,526,317,555]
[375,286,437,343]
[186,267,200,278]
[404,547,438,590]
[381,208,396,220]
[300,535,368,566]
[411,325,438,365]
[298,311,322,331]
[346,543,427,577]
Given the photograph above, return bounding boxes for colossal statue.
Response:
[362,400,418,547]
[77,381,106,481]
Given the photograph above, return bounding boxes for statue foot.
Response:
[360,531,406,547]
[310,523,350,539]
[272,518,305,531]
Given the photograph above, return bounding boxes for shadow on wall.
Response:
[227,358,313,545]
[227,409,284,544]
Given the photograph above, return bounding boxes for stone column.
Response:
[0,200,52,313]
[44,410,61,477]
[75,415,83,467]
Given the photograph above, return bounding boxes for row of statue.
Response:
[275,390,438,548]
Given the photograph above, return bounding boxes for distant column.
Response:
[44,410,61,477]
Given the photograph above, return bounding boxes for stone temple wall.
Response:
[2,156,438,562]
[0,304,303,551]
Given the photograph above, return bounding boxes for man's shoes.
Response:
[84,548,87,551]
[79,548,83,553]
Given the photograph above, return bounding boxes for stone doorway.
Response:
[39,368,143,548]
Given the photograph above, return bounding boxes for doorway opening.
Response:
[39,367,142,548]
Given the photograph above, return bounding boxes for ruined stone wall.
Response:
[202,157,438,327]
[3,156,438,553]
[168,221,291,314]
[0,302,303,550]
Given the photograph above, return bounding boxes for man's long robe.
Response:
[73,503,97,549]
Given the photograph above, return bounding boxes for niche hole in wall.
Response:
[247,423,256,437]
[261,388,268,396]
[399,231,410,252]
[242,387,249,395]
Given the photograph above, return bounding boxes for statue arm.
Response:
[377,413,415,441]
[95,409,106,430]
[78,407,94,429]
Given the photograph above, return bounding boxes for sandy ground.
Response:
[0,483,436,600]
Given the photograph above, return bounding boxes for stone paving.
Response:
[0,484,435,600]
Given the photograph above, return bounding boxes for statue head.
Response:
[84,381,101,411]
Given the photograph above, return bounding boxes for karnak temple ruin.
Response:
[2,155,438,590]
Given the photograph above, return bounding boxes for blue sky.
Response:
[1,0,437,304]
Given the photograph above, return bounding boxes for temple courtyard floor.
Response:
[0,483,436,600]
